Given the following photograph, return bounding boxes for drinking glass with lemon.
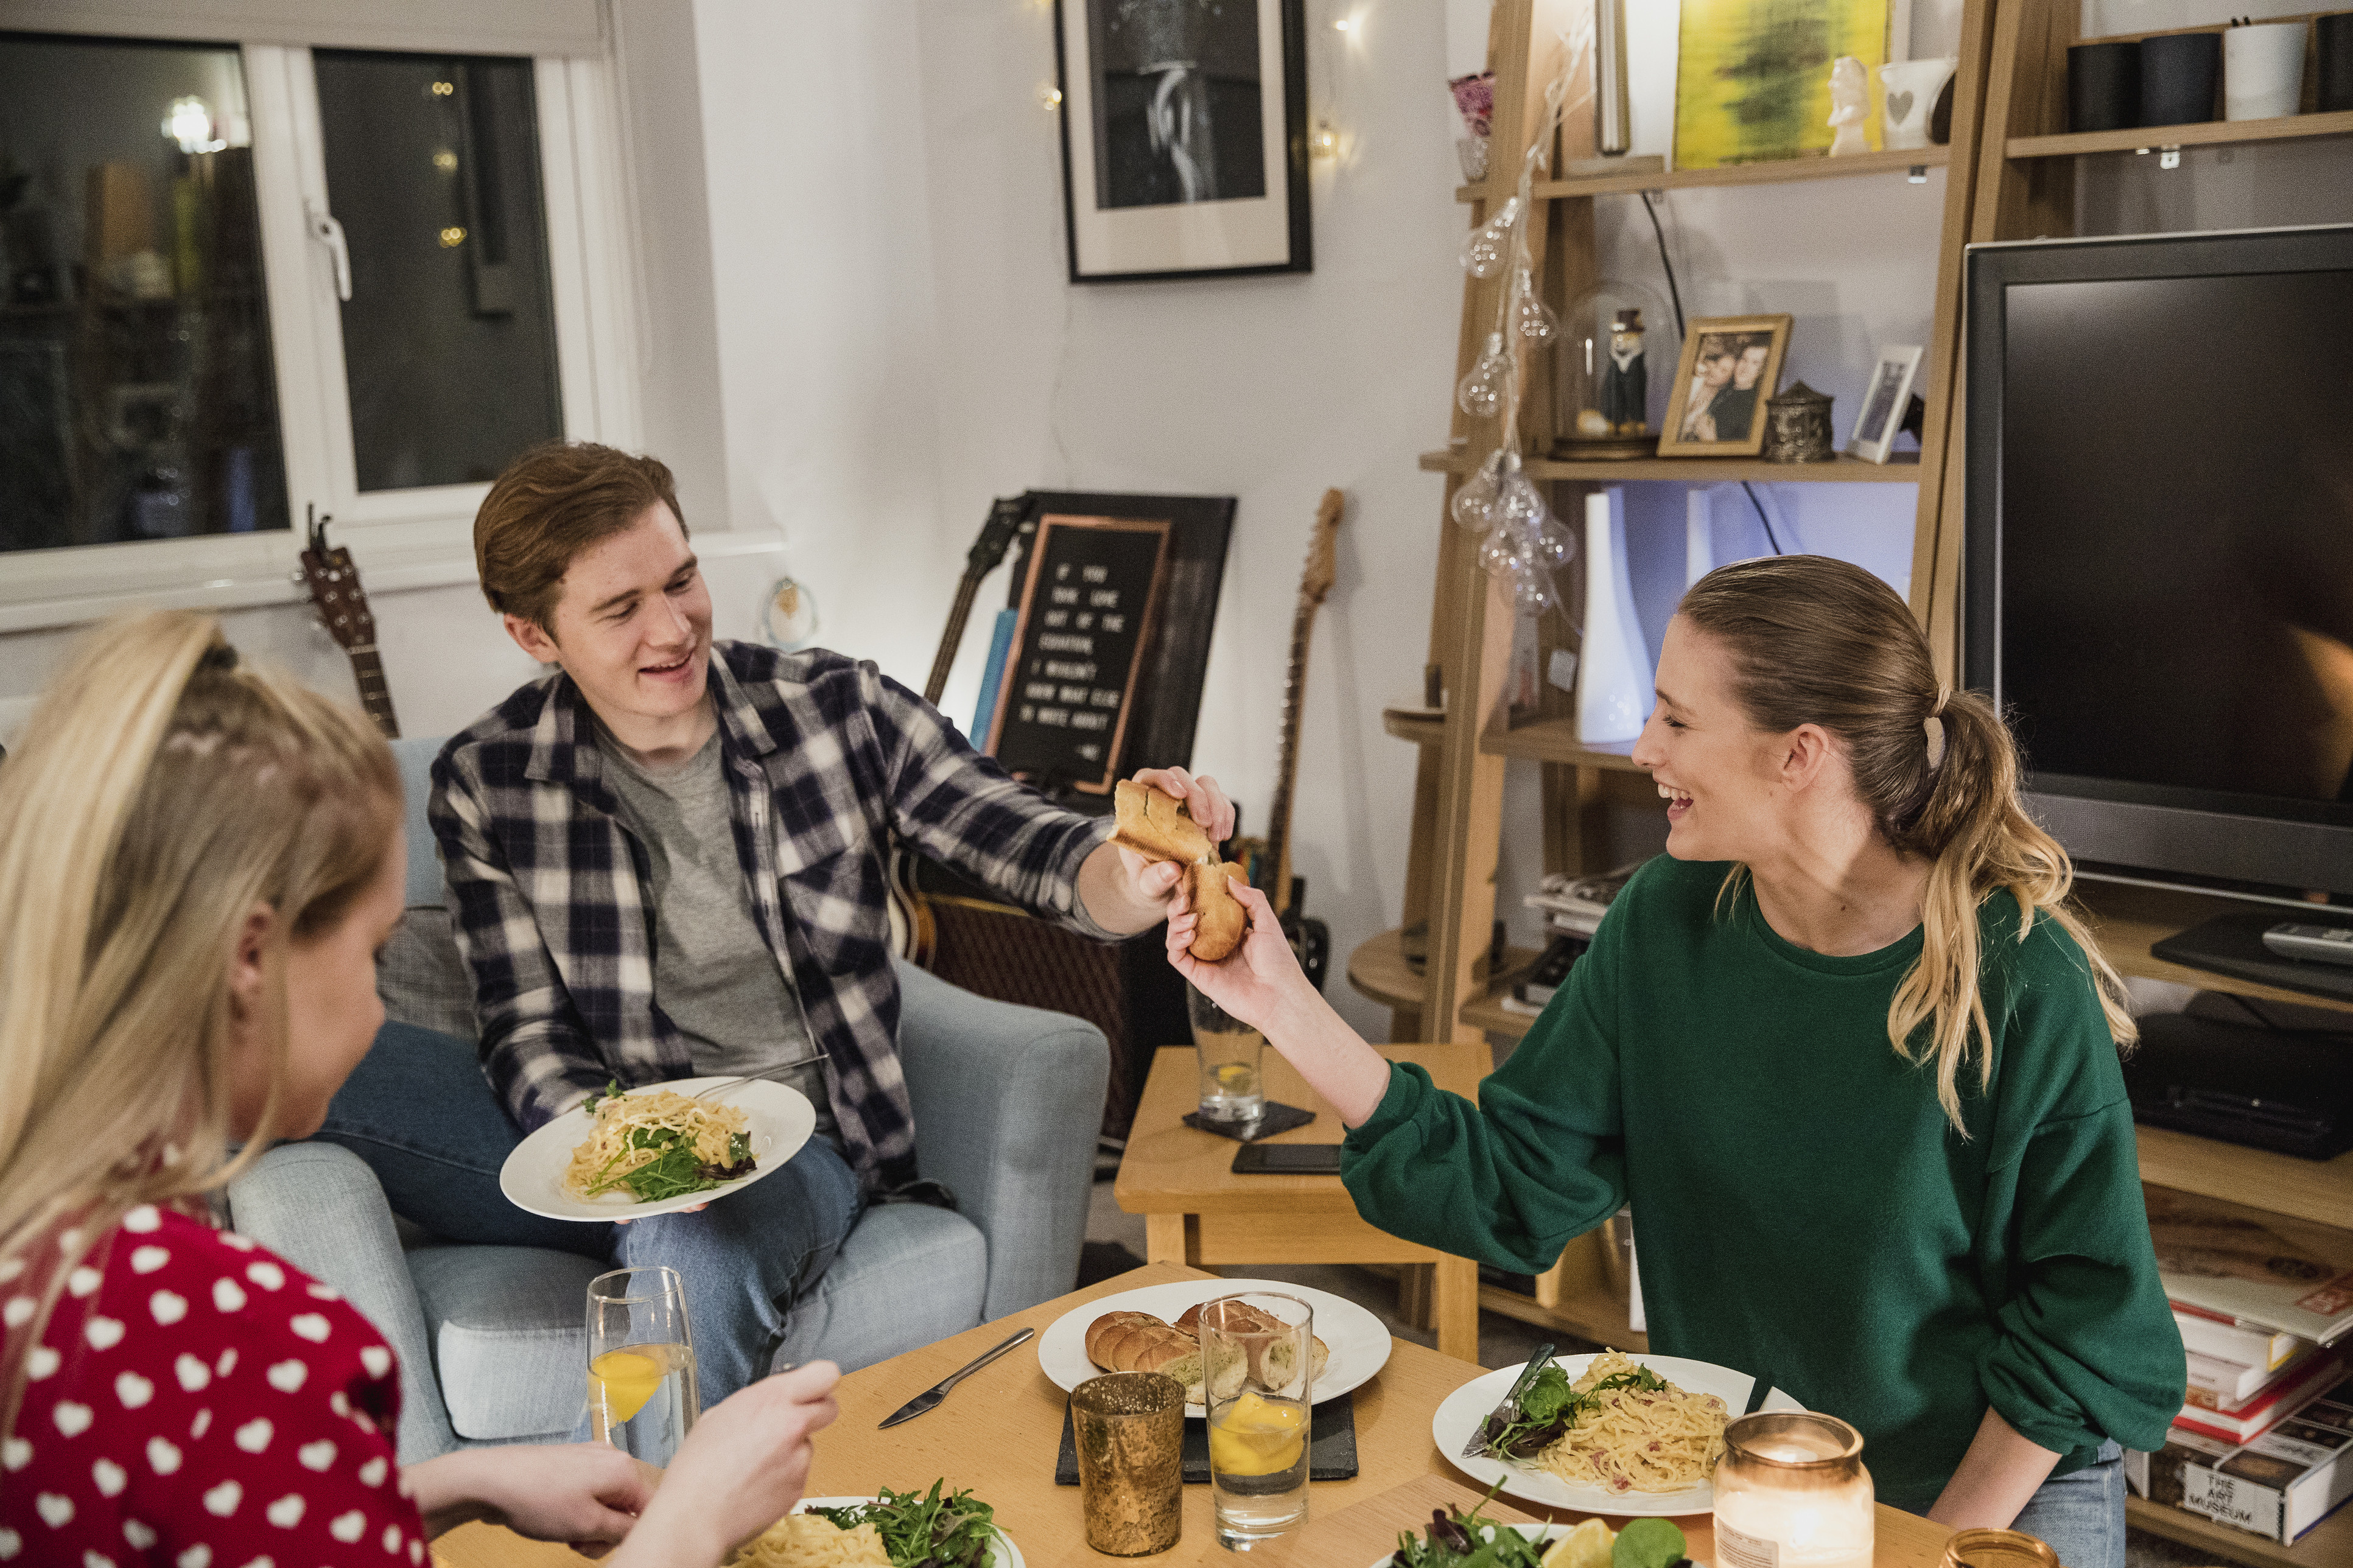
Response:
[1188,982,1266,1122]
[587,1265,700,1466]
[1198,1292,1314,1548]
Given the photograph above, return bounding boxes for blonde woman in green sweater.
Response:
[1169,555,2183,1568]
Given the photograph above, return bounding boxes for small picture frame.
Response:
[1053,0,1313,283]
[1847,343,1924,464]
[1657,315,1794,457]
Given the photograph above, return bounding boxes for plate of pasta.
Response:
[499,1076,816,1221]
[729,1489,1022,1568]
[1431,1349,1802,1516]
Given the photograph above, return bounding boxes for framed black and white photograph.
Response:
[1848,343,1924,464]
[1054,0,1311,283]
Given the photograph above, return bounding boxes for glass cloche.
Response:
[1552,276,1678,460]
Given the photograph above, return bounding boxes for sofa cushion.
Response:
[379,906,478,1043]
[774,1203,987,1375]
[407,1245,605,1441]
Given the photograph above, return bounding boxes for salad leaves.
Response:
[1387,1482,1548,1567]
[1475,1361,1669,1461]
[578,1082,758,1203]
[807,1482,999,1568]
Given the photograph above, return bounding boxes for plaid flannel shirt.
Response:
[429,640,1117,1191]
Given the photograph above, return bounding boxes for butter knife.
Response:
[1463,1340,1556,1458]
[877,1327,1034,1429]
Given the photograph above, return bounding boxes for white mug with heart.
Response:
[1879,57,1958,150]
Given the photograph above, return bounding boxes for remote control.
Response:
[2260,922,2353,967]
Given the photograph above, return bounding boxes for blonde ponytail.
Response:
[0,612,398,1440]
[1680,559,2134,1135]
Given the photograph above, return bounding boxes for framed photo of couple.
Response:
[1658,314,1793,457]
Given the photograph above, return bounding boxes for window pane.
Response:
[314,50,562,492]
[0,33,287,552]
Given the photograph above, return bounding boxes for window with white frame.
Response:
[0,10,637,612]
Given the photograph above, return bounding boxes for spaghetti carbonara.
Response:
[731,1514,891,1567]
[563,1084,754,1203]
[1538,1349,1728,1494]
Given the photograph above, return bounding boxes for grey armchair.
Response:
[222,737,1109,1461]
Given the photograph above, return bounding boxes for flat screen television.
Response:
[1963,224,2353,903]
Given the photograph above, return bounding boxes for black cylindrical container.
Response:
[2320,13,2353,113]
[2141,31,2221,126]
[2068,41,2141,131]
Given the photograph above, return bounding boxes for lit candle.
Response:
[1713,1413,1874,1568]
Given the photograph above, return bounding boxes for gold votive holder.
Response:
[1940,1528,2061,1568]
[1071,1371,1185,1556]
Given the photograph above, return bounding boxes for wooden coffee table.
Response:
[431,1262,1957,1568]
[1113,1044,1488,1363]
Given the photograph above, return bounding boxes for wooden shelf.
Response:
[1456,145,1951,203]
[1420,449,1921,483]
[2072,880,2353,1017]
[2126,1493,2353,1568]
[1477,1279,1650,1353]
[1345,926,1539,1026]
[2008,108,2353,161]
[2137,1125,2353,1233]
[1479,721,1649,772]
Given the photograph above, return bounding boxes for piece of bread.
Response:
[1113,780,1213,866]
[1176,1301,1327,1396]
[1083,1310,1205,1404]
[1188,861,1249,962]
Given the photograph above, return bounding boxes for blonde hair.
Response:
[1677,557,2135,1133]
[0,611,398,1439]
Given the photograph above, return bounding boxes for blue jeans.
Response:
[315,1021,863,1407]
[2008,1441,2125,1568]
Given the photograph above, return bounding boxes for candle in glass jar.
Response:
[1713,1412,1874,1568]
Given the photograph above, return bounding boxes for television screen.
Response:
[2001,268,2353,817]
[1968,227,2353,897]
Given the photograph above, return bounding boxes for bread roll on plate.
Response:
[1174,1301,1330,1397]
[1084,1309,1205,1405]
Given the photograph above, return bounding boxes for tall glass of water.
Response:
[587,1266,699,1466]
[1200,1291,1314,1549]
[1188,982,1266,1123]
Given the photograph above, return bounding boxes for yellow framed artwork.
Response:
[1674,0,1895,170]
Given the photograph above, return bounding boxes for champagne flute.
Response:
[587,1265,700,1466]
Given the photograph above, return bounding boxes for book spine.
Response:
[2173,1309,2303,1371]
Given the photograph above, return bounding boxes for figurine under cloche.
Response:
[1552,278,1677,460]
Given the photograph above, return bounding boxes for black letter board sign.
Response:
[986,514,1171,794]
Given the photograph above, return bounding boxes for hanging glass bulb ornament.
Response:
[1495,463,1547,533]
[1511,564,1562,617]
[1451,449,1507,531]
[1456,332,1509,419]
[1479,519,1534,578]
[1534,513,1577,567]
[1459,196,1521,279]
[1512,267,1560,344]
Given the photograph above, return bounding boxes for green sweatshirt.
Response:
[1341,855,2186,1512]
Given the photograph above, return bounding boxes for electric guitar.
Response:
[298,508,399,740]
[1238,489,1342,989]
[885,495,1032,963]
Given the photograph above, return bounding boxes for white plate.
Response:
[1037,1276,1394,1417]
[497,1077,816,1222]
[790,1496,1023,1568]
[1432,1354,1804,1516]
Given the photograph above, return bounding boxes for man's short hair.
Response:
[474,442,687,634]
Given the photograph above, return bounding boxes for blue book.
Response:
[970,608,1019,752]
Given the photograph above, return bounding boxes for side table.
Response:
[1113,1044,1488,1362]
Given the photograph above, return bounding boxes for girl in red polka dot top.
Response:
[0,615,841,1568]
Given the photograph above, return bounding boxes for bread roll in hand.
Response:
[1188,861,1249,963]
[1113,779,1213,865]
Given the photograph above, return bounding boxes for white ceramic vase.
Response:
[2225,24,2306,122]
[1577,489,1653,744]
[1878,57,1958,151]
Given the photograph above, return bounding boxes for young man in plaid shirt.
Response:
[323,443,1232,1405]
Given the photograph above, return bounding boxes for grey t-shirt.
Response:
[595,723,836,1141]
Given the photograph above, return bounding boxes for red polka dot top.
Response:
[0,1205,429,1568]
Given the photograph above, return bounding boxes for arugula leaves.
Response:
[577,1084,760,1203]
[1475,1362,1669,1461]
[1387,1481,1549,1567]
[807,1482,999,1568]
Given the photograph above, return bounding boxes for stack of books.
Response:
[1523,861,1643,940]
[2123,1185,2353,1544]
